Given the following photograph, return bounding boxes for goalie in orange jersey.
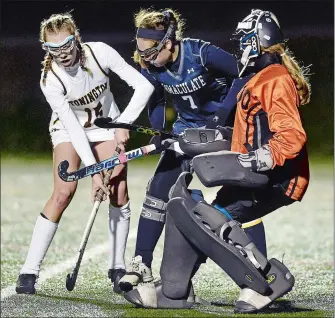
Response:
[123,9,312,313]
[212,8,311,220]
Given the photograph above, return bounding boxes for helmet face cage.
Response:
[233,9,284,76]
[233,10,264,61]
[240,32,260,60]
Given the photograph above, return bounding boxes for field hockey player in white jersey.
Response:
[15,12,154,295]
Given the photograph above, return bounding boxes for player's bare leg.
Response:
[93,140,130,293]
[16,143,80,294]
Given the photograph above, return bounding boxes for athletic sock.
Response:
[134,217,164,268]
[242,219,267,258]
[108,201,131,270]
[20,213,58,276]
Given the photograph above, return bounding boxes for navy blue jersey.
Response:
[141,38,243,129]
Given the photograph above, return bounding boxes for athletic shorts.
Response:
[212,185,295,223]
[50,126,116,148]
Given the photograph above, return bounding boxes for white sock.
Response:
[108,201,131,270]
[20,214,58,276]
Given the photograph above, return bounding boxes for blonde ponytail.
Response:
[263,44,312,105]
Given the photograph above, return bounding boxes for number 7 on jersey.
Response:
[182,95,198,109]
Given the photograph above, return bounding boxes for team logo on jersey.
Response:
[187,68,195,73]
[68,82,108,107]
[163,74,206,95]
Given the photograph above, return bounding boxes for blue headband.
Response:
[136,28,167,40]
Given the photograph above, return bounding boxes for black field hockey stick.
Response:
[65,147,122,291]
[58,144,157,182]
[94,117,179,140]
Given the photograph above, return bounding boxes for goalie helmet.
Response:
[233,9,285,76]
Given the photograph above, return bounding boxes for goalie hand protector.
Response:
[178,128,231,157]
[192,151,269,188]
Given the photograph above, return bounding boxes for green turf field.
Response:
[1,158,334,317]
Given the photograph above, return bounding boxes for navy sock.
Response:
[134,217,165,268]
[243,220,267,258]
[214,204,267,258]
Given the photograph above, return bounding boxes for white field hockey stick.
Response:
[65,147,121,291]
[58,144,157,182]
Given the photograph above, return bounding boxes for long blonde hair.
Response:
[262,44,312,105]
[133,8,185,68]
[40,12,90,85]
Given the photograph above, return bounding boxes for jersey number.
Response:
[84,102,103,128]
[182,95,198,109]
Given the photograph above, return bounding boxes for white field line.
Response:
[1,230,137,301]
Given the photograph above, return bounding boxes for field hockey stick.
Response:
[94,117,179,140]
[58,144,157,182]
[65,146,121,291]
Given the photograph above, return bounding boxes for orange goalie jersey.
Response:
[231,64,309,201]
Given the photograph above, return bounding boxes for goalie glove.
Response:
[237,144,274,172]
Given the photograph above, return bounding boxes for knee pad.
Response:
[140,194,167,223]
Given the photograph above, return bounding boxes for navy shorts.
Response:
[212,185,295,223]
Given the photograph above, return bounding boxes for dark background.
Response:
[1,0,334,157]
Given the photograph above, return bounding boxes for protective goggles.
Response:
[136,42,164,61]
[43,35,76,57]
[136,23,175,62]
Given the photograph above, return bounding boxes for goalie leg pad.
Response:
[235,258,295,313]
[178,128,231,157]
[168,172,271,295]
[192,151,269,188]
[160,213,202,299]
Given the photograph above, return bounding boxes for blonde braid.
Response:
[42,52,53,85]
[77,42,92,76]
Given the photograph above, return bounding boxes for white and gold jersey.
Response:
[40,42,154,166]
